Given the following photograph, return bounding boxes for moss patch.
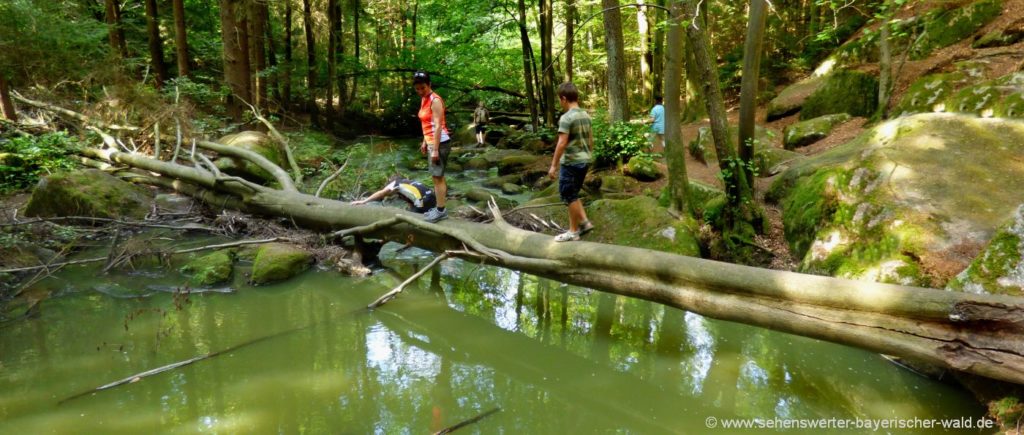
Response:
[180,250,235,287]
[214,131,287,183]
[912,0,1002,59]
[623,156,662,181]
[766,74,827,121]
[585,196,700,256]
[774,114,1024,286]
[784,114,852,150]
[25,169,152,219]
[251,243,313,285]
[947,205,1024,296]
[801,70,878,120]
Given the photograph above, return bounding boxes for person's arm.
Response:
[431,98,444,162]
[351,186,392,205]
[549,132,569,179]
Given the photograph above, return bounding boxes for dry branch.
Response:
[367,252,452,309]
[12,92,139,131]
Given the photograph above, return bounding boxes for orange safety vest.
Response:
[419,92,450,146]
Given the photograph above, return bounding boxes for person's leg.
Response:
[567,199,585,232]
[433,175,447,208]
[655,134,664,152]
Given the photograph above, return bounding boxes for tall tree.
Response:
[683,0,759,245]
[349,0,360,103]
[602,0,629,121]
[302,0,318,123]
[250,0,268,111]
[103,0,128,58]
[327,0,339,120]
[651,0,665,98]
[284,0,293,108]
[171,0,189,77]
[144,0,169,88]
[637,0,652,101]
[265,3,280,102]
[565,0,575,83]
[738,0,768,186]
[662,0,689,213]
[0,75,16,122]
[539,0,556,126]
[516,0,540,129]
[220,0,251,120]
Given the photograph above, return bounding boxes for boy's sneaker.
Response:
[579,220,595,236]
[554,230,580,242]
[423,207,448,223]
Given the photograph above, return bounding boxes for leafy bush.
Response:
[592,120,649,167]
[0,132,80,192]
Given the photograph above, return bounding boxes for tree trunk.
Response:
[104,0,129,59]
[565,0,575,83]
[411,0,419,61]
[877,14,892,120]
[144,0,169,88]
[0,75,17,122]
[637,0,652,102]
[302,0,318,124]
[602,0,629,122]
[250,0,268,112]
[266,5,280,104]
[683,0,758,241]
[284,0,293,109]
[651,0,665,98]
[517,0,540,130]
[326,0,338,122]
[220,0,250,120]
[738,0,767,187]
[663,0,689,214]
[80,146,1024,386]
[172,0,189,77]
[350,0,360,103]
[540,0,556,126]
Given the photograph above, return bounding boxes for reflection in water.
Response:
[0,245,989,434]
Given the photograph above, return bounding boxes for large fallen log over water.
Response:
[80,145,1024,385]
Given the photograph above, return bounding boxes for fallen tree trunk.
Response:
[80,145,1024,385]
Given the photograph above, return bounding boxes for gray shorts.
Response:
[428,140,452,177]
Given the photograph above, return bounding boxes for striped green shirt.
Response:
[557,108,593,165]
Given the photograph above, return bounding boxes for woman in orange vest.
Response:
[413,71,450,222]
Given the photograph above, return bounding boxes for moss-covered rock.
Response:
[772,113,1024,286]
[766,74,827,121]
[800,70,878,120]
[893,71,973,117]
[497,154,544,175]
[946,205,1024,296]
[180,250,235,287]
[501,183,524,195]
[688,126,797,176]
[25,169,152,219]
[464,188,518,209]
[895,69,1024,119]
[623,156,662,181]
[251,243,313,285]
[213,131,287,183]
[482,174,523,188]
[585,196,700,256]
[912,0,1002,59]
[465,156,490,170]
[972,28,1024,48]
[783,114,851,150]
[597,175,639,193]
[658,180,724,216]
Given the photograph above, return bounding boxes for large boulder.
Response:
[497,154,544,175]
[800,70,878,120]
[585,196,701,256]
[688,126,800,175]
[251,243,313,285]
[946,205,1024,297]
[766,74,827,121]
[895,69,1024,118]
[783,114,852,150]
[623,156,662,181]
[25,169,152,219]
[213,131,287,183]
[180,250,235,287]
[910,0,1002,59]
[769,113,1024,286]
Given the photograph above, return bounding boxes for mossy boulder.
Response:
[585,196,700,256]
[783,114,851,150]
[0,241,54,269]
[25,169,152,219]
[465,156,490,170]
[180,250,235,287]
[911,0,1002,60]
[689,126,798,176]
[480,147,532,164]
[657,180,724,216]
[623,156,662,181]
[251,243,313,285]
[497,155,544,175]
[597,175,639,193]
[800,70,878,120]
[482,174,523,188]
[771,113,1024,286]
[464,188,518,209]
[501,183,524,195]
[766,74,827,121]
[973,27,1024,48]
[896,71,1024,119]
[946,205,1024,296]
[893,71,973,117]
[213,131,287,183]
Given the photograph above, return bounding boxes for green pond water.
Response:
[0,243,991,434]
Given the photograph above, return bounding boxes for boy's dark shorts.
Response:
[558,163,588,204]
[475,124,486,134]
[427,140,451,177]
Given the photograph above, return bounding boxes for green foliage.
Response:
[592,120,648,167]
[0,0,107,82]
[0,132,80,192]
